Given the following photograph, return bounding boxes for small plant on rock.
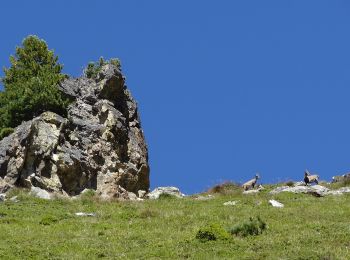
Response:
[84,57,121,80]
[0,127,14,140]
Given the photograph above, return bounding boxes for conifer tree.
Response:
[0,35,69,138]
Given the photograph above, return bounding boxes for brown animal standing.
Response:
[304,170,319,185]
[242,174,260,191]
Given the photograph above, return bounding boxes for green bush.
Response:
[0,35,69,138]
[196,223,230,242]
[0,127,14,140]
[229,216,266,237]
[285,181,294,187]
[84,57,121,80]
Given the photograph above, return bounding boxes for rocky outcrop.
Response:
[270,184,350,197]
[332,173,350,183]
[0,64,149,199]
[270,185,329,197]
[146,187,185,199]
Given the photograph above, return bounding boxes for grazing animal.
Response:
[304,170,319,185]
[242,174,260,191]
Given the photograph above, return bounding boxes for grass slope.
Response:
[0,186,350,259]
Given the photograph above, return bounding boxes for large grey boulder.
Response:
[268,199,284,208]
[270,185,330,197]
[30,186,51,200]
[0,64,149,199]
[146,187,185,199]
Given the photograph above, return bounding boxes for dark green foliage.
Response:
[0,128,14,140]
[0,35,69,138]
[196,223,230,242]
[229,216,267,237]
[285,181,294,187]
[84,57,121,80]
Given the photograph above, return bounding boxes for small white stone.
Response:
[243,189,260,194]
[30,186,51,200]
[0,193,6,202]
[138,190,147,198]
[269,199,284,208]
[52,154,59,162]
[75,212,96,217]
[223,201,238,206]
[9,196,19,202]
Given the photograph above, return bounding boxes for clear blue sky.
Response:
[1,1,350,194]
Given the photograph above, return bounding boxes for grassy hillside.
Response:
[0,185,349,259]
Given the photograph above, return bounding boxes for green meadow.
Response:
[0,184,349,259]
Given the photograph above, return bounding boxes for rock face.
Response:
[0,64,150,198]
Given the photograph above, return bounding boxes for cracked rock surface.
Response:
[0,64,149,199]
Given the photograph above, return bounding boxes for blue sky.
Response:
[1,1,350,194]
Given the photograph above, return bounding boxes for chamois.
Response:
[304,170,319,185]
[242,174,260,191]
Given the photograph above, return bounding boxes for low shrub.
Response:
[0,127,14,140]
[229,216,266,237]
[285,180,294,187]
[207,181,240,195]
[196,223,230,242]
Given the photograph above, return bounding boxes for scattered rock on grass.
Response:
[327,187,350,195]
[9,196,19,203]
[75,212,96,217]
[0,193,6,202]
[30,186,51,200]
[243,185,264,195]
[146,187,185,199]
[223,201,238,206]
[194,194,214,200]
[269,199,284,208]
[243,189,261,195]
[269,185,329,197]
